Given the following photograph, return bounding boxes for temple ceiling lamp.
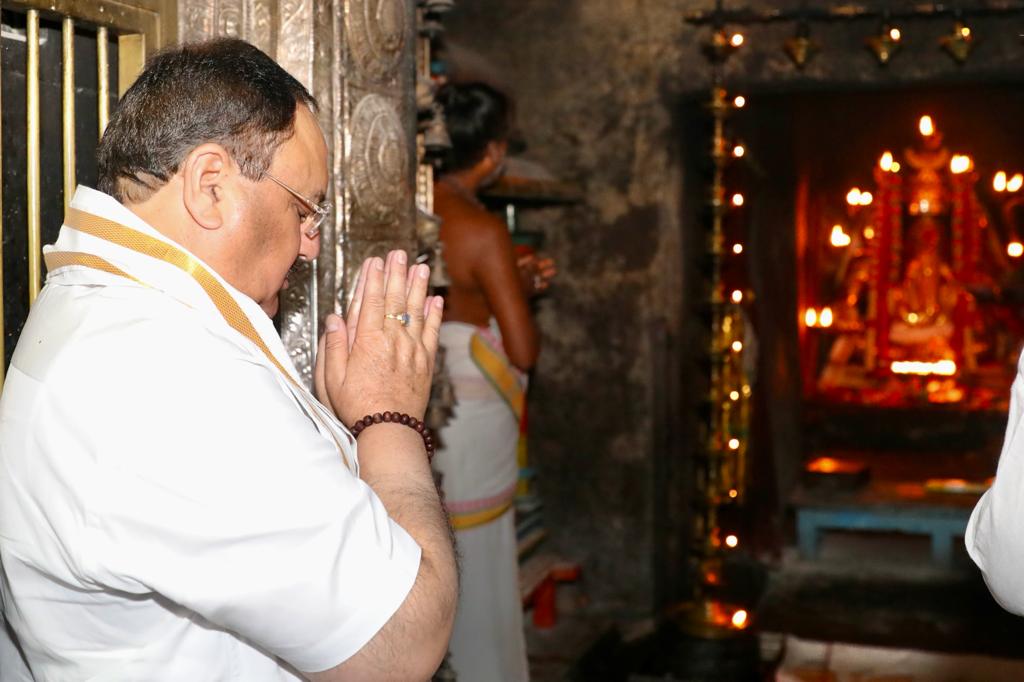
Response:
[866,21,903,65]
[784,20,819,69]
[684,0,1024,72]
[940,18,975,63]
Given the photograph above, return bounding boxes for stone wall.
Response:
[443,0,1024,613]
[444,1,702,613]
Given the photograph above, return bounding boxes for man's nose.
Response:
[300,229,321,261]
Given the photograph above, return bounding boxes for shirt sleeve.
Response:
[967,353,1024,616]
[45,307,421,672]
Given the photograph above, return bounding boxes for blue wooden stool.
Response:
[794,483,977,568]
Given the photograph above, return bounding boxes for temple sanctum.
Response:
[4,1,1024,680]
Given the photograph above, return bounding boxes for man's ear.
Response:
[180,143,236,231]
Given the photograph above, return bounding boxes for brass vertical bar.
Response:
[97,26,109,136]
[63,17,77,213]
[26,9,41,305]
[118,34,145,97]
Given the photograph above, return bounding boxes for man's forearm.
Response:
[336,423,458,679]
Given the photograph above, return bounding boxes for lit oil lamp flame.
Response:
[830,224,851,247]
[950,154,971,174]
[919,115,935,137]
[890,360,957,376]
[994,171,1008,192]
[819,307,834,328]
[731,609,749,629]
[805,307,818,327]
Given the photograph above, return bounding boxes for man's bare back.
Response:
[434,178,539,370]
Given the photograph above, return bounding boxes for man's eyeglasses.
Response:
[264,171,331,239]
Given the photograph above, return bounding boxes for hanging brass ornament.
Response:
[865,23,902,65]
[940,20,975,64]
[703,27,745,64]
[784,22,819,69]
[419,0,455,13]
[423,104,452,154]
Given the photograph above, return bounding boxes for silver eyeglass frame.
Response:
[264,171,331,238]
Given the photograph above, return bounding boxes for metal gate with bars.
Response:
[1,0,421,390]
[0,1,172,384]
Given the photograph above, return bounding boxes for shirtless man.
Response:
[430,82,553,681]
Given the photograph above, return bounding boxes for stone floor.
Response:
[525,582,617,681]
[523,445,1024,679]
[757,536,1024,660]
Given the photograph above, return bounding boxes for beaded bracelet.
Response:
[350,411,435,460]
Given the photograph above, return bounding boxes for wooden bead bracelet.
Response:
[350,411,435,460]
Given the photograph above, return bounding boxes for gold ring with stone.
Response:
[385,312,411,327]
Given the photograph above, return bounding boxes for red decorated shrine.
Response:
[807,115,1023,410]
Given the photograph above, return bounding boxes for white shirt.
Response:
[967,349,1024,615]
[0,188,421,680]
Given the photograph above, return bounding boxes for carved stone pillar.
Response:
[176,0,418,384]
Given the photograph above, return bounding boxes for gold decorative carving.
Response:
[179,0,215,41]
[177,0,277,48]
[168,0,417,386]
[280,261,315,385]
[346,0,407,83]
[216,0,244,36]
[246,0,276,55]
[273,0,316,379]
[277,0,314,88]
[350,93,409,225]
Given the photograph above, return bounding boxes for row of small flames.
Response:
[829,221,1024,258]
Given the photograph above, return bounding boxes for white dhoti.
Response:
[434,321,529,682]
